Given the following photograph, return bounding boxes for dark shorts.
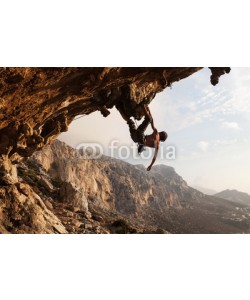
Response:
[127,117,150,144]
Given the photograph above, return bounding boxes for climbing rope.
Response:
[73,114,87,121]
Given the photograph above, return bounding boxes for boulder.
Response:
[59,181,89,214]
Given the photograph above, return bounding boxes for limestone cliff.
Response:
[32,140,204,215]
[8,140,249,234]
[1,139,249,233]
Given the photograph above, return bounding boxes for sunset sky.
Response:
[59,68,250,194]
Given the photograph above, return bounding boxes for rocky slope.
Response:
[0,67,232,233]
[1,139,248,234]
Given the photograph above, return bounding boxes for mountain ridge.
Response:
[215,189,250,206]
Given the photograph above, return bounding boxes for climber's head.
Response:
[159,131,168,142]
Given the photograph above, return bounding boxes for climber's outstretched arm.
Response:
[142,104,156,130]
[147,142,159,171]
[147,130,160,171]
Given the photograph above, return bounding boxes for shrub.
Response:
[51,176,65,188]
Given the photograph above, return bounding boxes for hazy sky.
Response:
[59,68,250,194]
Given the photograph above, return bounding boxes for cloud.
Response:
[214,139,238,146]
[197,141,209,152]
[221,121,241,130]
[152,68,250,134]
[151,71,237,132]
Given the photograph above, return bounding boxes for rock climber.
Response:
[117,103,168,171]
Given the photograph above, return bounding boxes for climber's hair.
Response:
[159,131,168,142]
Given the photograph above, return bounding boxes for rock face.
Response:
[0,181,67,234]
[0,67,231,168]
[59,181,89,214]
[32,140,204,216]
[0,67,232,233]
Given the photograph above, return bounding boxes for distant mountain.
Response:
[215,189,250,206]
[192,185,218,195]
